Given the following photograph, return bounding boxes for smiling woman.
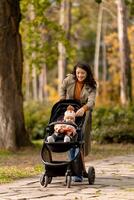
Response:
[59,62,97,182]
[60,62,97,155]
[76,67,87,82]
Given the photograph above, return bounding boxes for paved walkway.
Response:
[0,155,134,200]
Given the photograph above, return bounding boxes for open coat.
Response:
[59,74,96,156]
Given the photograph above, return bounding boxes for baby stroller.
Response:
[40,99,95,188]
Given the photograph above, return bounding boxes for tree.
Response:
[21,0,65,101]
[58,0,72,94]
[94,3,103,84]
[116,0,132,105]
[0,0,30,150]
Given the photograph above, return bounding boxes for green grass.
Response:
[0,140,43,184]
[0,150,13,157]
[0,141,134,184]
[0,165,43,184]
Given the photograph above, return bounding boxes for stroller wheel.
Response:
[40,174,45,186]
[88,166,95,185]
[44,175,49,187]
[40,174,52,187]
[65,175,72,188]
[48,176,52,184]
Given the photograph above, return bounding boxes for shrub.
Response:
[24,101,52,139]
[92,105,134,143]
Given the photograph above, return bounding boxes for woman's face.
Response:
[76,67,87,82]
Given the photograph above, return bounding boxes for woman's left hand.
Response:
[76,108,85,117]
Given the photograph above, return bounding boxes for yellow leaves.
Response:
[46,84,59,103]
[98,25,134,105]
[96,80,120,106]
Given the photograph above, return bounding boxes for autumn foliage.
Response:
[96,25,134,106]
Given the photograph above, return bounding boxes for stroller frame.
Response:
[40,99,95,188]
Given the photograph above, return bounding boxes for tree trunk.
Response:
[39,64,48,102]
[25,60,31,101]
[102,16,107,81]
[43,64,48,100]
[32,64,38,101]
[58,42,66,94]
[117,0,132,105]
[94,4,103,91]
[58,0,72,94]
[0,0,30,150]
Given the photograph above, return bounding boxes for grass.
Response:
[88,142,134,161]
[0,140,134,184]
[0,140,44,184]
[0,165,42,184]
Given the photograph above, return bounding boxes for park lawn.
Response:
[0,140,134,184]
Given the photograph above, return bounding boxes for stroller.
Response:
[40,99,95,188]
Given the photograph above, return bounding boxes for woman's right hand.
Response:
[75,107,85,117]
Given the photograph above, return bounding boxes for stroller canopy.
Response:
[48,99,85,128]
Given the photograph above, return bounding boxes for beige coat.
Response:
[59,74,96,156]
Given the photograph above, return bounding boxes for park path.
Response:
[0,154,134,200]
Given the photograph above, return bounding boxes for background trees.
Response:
[0,0,134,149]
[20,0,134,142]
[93,0,133,106]
[20,0,99,102]
[20,0,134,106]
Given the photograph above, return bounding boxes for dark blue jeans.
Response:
[68,147,83,181]
[68,147,79,160]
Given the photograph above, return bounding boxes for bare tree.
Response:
[0,0,30,150]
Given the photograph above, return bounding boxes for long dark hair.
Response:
[72,62,97,89]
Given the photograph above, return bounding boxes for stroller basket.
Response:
[45,141,83,153]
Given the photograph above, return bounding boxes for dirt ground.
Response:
[0,154,134,200]
[1,143,134,168]
[0,147,41,168]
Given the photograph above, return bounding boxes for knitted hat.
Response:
[64,105,75,121]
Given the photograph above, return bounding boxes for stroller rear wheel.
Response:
[88,166,95,185]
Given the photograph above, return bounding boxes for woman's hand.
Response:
[75,107,85,117]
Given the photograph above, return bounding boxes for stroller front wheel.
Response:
[40,174,52,187]
[48,176,52,184]
[65,175,72,188]
[40,174,45,186]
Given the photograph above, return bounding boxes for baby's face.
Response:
[65,116,75,123]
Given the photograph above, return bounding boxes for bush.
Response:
[24,101,134,143]
[92,105,134,143]
[24,101,52,139]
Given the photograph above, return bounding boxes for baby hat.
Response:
[64,105,75,120]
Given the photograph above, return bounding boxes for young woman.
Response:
[59,62,97,182]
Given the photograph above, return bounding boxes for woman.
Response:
[59,62,97,181]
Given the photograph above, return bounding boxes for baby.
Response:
[47,105,77,143]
